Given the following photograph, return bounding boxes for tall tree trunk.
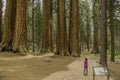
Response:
[100,0,107,66]
[69,0,80,57]
[12,0,28,53]
[86,1,91,52]
[69,0,72,54]
[92,0,99,54]
[49,0,54,52]
[34,0,42,50]
[86,16,90,52]
[0,0,2,42]
[79,3,84,52]
[55,0,59,55]
[109,0,115,62]
[41,0,53,52]
[0,0,17,51]
[32,0,35,52]
[56,0,68,56]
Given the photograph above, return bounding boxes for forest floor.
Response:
[0,51,119,80]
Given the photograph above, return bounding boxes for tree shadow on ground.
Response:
[109,62,120,80]
[0,53,76,80]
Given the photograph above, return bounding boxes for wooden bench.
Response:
[93,66,110,80]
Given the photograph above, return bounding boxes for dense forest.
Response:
[0,0,120,67]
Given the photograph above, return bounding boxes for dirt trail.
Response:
[42,53,114,80]
[0,51,117,80]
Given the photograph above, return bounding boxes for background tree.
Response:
[92,0,100,54]
[85,0,91,52]
[34,0,42,50]
[54,0,59,55]
[48,0,54,52]
[32,0,35,52]
[114,1,120,51]
[78,0,92,52]
[100,0,107,66]
[109,0,115,61]
[79,1,86,52]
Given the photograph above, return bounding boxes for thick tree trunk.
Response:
[41,0,53,52]
[100,0,107,66]
[0,0,2,42]
[69,0,80,57]
[109,0,115,62]
[56,0,68,56]
[0,0,16,51]
[12,0,28,53]
[41,0,49,52]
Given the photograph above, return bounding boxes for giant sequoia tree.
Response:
[41,0,53,52]
[12,0,28,53]
[0,0,16,51]
[41,0,49,52]
[56,0,68,56]
[69,0,80,57]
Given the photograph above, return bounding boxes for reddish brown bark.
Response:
[12,0,28,53]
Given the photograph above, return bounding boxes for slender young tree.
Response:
[49,0,54,52]
[0,0,2,42]
[79,1,85,52]
[34,0,42,49]
[55,0,59,55]
[32,0,35,52]
[0,0,17,51]
[92,0,99,54]
[109,0,115,61]
[85,1,91,52]
[56,0,68,56]
[69,0,80,57]
[12,0,28,53]
[100,0,107,66]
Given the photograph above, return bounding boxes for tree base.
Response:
[71,52,80,57]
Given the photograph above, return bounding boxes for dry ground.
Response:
[0,52,119,80]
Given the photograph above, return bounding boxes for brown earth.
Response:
[0,51,119,80]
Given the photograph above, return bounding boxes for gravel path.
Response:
[42,53,114,80]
